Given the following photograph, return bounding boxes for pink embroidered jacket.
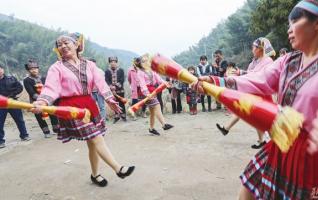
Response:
[247,57,273,73]
[137,69,164,96]
[224,52,318,132]
[38,59,113,105]
[127,66,140,99]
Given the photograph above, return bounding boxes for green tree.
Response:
[250,0,298,50]
[0,14,138,78]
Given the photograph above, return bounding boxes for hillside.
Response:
[0,13,138,78]
[173,0,297,69]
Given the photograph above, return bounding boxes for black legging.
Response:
[116,92,126,119]
[34,114,59,134]
[200,95,211,110]
[156,92,163,113]
[171,90,182,113]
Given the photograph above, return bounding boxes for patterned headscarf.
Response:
[253,37,276,58]
[53,32,85,59]
[295,0,318,16]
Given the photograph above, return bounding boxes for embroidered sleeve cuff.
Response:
[224,77,238,90]
[102,91,113,101]
[208,76,225,87]
[37,94,55,105]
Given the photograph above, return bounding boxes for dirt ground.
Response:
[0,106,261,200]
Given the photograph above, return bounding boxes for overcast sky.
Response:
[1,0,246,57]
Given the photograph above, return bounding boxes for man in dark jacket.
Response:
[212,50,228,109]
[105,56,126,123]
[0,64,30,148]
[23,59,59,138]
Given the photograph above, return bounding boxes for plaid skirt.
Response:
[56,95,106,143]
[240,131,318,200]
[145,97,159,108]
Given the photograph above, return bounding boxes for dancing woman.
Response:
[135,56,173,136]
[196,1,318,199]
[32,33,135,187]
[216,37,275,149]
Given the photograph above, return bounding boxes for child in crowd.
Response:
[225,62,238,77]
[183,66,199,115]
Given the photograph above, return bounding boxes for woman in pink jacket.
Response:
[216,37,275,149]
[127,58,147,118]
[32,33,135,187]
[135,56,173,136]
[196,1,318,199]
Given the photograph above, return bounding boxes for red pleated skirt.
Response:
[240,130,318,199]
[56,95,106,143]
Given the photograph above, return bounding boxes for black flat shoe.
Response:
[251,141,266,149]
[216,123,229,136]
[117,166,135,179]
[121,117,127,122]
[113,117,120,124]
[149,128,160,136]
[163,124,173,130]
[90,174,108,187]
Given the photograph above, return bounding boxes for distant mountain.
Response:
[0,13,138,78]
[88,41,139,70]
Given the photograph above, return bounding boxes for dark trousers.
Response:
[171,90,182,113]
[216,101,222,109]
[115,92,126,119]
[156,92,163,113]
[34,113,59,135]
[0,109,29,143]
[200,95,212,110]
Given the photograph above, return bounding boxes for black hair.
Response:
[133,57,142,69]
[199,55,207,61]
[228,62,236,67]
[25,59,38,71]
[214,50,223,55]
[289,1,318,22]
[187,65,196,71]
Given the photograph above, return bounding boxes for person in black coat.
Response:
[23,59,59,138]
[212,50,228,109]
[105,56,126,123]
[0,64,30,148]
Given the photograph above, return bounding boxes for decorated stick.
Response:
[128,83,167,116]
[34,83,49,119]
[147,53,303,152]
[0,95,91,123]
[113,93,128,105]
